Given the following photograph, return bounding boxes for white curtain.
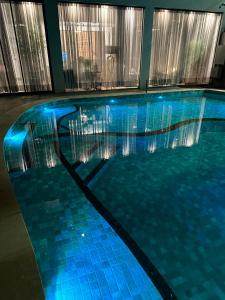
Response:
[58,3,143,91]
[0,1,52,93]
[0,44,9,93]
[149,10,221,86]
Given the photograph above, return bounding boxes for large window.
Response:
[58,3,143,91]
[149,10,221,86]
[0,1,52,93]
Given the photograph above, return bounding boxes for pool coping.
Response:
[1,87,225,299]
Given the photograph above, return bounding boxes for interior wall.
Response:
[43,0,225,92]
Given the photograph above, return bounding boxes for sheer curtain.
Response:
[0,44,9,93]
[0,1,24,92]
[149,10,221,86]
[58,3,143,91]
[0,1,52,93]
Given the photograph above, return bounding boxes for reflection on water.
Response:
[27,115,59,169]
[4,97,207,172]
[64,97,206,162]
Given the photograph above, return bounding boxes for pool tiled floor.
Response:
[0,89,193,299]
[10,159,162,300]
[4,88,225,299]
[92,131,225,300]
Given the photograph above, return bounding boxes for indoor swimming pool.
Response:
[4,90,225,300]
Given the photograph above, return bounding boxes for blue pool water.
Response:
[4,90,225,299]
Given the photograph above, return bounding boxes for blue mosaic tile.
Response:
[5,90,225,299]
[7,153,162,300]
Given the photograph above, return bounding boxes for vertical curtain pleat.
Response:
[58,3,143,91]
[149,10,221,86]
[0,1,52,93]
[11,2,52,91]
[0,43,9,93]
[0,1,24,92]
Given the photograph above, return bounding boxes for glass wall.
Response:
[0,1,52,93]
[149,10,221,86]
[58,3,143,91]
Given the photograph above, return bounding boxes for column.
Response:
[43,0,65,93]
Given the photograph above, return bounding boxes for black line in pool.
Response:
[57,104,79,124]
[33,117,225,143]
[85,117,225,137]
[54,116,178,299]
[72,161,83,169]
[83,159,109,186]
[60,124,70,131]
[83,145,119,186]
[53,139,177,299]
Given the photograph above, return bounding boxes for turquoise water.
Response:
[4,90,225,299]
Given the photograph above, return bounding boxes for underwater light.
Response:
[41,106,76,117]
[171,141,177,149]
[109,99,116,104]
[5,130,27,146]
[43,107,54,114]
[185,137,194,147]
[157,95,163,99]
[148,142,156,153]
[81,114,88,122]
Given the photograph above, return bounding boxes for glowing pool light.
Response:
[41,106,75,117]
[148,142,156,153]
[185,136,195,147]
[5,129,28,146]
[42,107,55,114]
[102,149,112,160]
[171,139,177,149]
